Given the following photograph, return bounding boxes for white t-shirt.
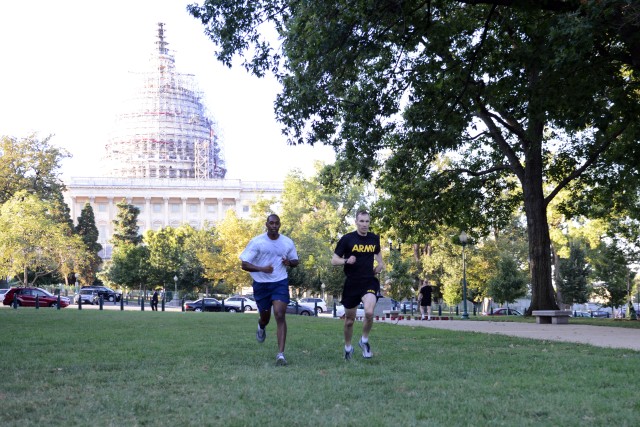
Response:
[239,233,298,283]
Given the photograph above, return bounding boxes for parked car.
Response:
[74,289,100,305]
[285,301,315,316]
[81,286,122,302]
[485,308,522,316]
[572,311,591,318]
[2,287,70,308]
[224,296,256,312]
[298,297,327,313]
[590,310,610,318]
[185,298,224,312]
[399,300,419,312]
[335,303,365,318]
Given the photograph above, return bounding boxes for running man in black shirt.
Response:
[331,210,385,359]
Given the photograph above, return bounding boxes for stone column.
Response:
[108,197,114,239]
[217,198,223,221]
[163,197,169,227]
[199,197,206,229]
[182,197,188,225]
[145,197,151,231]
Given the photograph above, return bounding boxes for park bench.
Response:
[532,310,572,324]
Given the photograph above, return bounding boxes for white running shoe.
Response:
[359,338,372,358]
[276,353,287,366]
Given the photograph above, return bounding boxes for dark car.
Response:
[81,286,121,302]
[485,308,522,316]
[285,301,315,316]
[75,289,100,305]
[2,287,70,308]
[185,298,225,312]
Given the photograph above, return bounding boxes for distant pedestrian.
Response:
[151,289,159,311]
[418,280,432,320]
[331,210,385,360]
[240,214,299,366]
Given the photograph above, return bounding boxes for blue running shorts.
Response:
[252,278,290,312]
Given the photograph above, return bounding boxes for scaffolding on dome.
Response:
[103,22,226,180]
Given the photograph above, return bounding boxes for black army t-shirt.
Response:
[334,231,381,279]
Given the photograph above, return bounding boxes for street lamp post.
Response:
[173,275,178,305]
[459,231,470,320]
[321,283,326,300]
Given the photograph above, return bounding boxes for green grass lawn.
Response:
[1,309,638,426]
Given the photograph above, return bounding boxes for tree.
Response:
[488,254,528,306]
[557,242,591,307]
[590,241,631,311]
[189,1,640,313]
[0,134,70,204]
[198,210,255,293]
[145,225,209,294]
[102,243,150,291]
[385,249,416,302]
[74,203,103,285]
[111,200,142,247]
[0,191,85,285]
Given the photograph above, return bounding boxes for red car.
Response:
[2,287,70,308]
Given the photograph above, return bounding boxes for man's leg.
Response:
[357,293,377,358]
[361,293,377,339]
[343,307,357,348]
[272,300,287,353]
[258,307,271,329]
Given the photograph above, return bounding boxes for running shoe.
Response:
[359,338,372,358]
[276,353,287,366]
[256,325,266,343]
[344,346,354,361]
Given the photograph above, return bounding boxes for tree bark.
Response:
[522,143,559,313]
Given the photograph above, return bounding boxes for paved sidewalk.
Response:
[376,318,640,351]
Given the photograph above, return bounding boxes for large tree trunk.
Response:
[522,142,559,313]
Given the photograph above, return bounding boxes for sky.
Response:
[0,0,335,182]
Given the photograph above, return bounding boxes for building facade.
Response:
[65,177,282,258]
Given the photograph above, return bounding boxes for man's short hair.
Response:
[266,213,280,222]
[355,210,370,219]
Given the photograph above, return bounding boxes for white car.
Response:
[223,296,256,312]
[335,303,365,318]
[298,297,327,313]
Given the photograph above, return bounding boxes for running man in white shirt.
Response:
[240,214,299,366]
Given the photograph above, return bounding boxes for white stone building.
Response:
[64,177,282,258]
[63,24,283,258]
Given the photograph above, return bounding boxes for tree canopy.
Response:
[189,0,640,312]
[0,191,87,285]
[0,134,70,205]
